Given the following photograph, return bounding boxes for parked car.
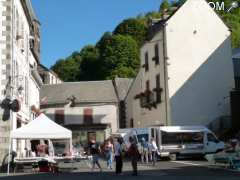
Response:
[149,126,225,160]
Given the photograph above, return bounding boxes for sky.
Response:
[31,0,163,68]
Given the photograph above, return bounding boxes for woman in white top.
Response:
[149,138,158,166]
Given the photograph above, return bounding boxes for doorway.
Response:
[87,132,96,142]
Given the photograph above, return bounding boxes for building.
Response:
[38,64,62,85]
[232,48,240,89]
[126,0,235,131]
[113,77,133,128]
[40,81,119,146]
[0,0,41,163]
[231,49,240,133]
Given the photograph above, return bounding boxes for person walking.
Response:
[128,136,139,176]
[114,137,123,175]
[89,139,102,172]
[149,138,158,166]
[105,139,114,169]
[140,138,149,164]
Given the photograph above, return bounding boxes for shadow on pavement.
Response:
[0,164,240,180]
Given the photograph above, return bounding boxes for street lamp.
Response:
[0,75,24,120]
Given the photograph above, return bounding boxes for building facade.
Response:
[126,0,235,131]
[38,64,62,85]
[231,49,240,133]
[40,81,119,146]
[0,0,41,164]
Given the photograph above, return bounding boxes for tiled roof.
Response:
[114,78,133,101]
[40,81,118,104]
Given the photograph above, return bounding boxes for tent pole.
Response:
[7,138,12,175]
[70,138,72,155]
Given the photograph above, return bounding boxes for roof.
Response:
[40,81,118,105]
[38,64,62,80]
[11,113,72,139]
[147,0,229,41]
[25,0,39,22]
[158,126,210,133]
[114,78,133,101]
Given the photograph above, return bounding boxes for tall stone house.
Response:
[0,0,42,163]
[126,0,235,133]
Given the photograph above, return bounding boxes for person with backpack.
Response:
[128,136,139,176]
[89,139,102,172]
[114,137,123,175]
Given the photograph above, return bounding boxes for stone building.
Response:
[40,78,132,146]
[0,0,41,163]
[38,64,62,85]
[126,0,235,131]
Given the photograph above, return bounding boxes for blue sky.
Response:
[31,0,163,68]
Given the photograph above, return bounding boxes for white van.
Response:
[149,126,225,159]
[111,128,149,147]
[111,128,138,148]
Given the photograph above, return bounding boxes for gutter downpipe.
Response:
[162,19,170,126]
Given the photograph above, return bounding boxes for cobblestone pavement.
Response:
[0,160,240,180]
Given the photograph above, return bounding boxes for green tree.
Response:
[113,18,147,47]
[159,0,170,13]
[79,45,102,80]
[51,57,80,82]
[98,34,140,79]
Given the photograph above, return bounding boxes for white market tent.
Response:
[7,114,72,175]
[10,113,72,140]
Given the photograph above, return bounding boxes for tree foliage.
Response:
[99,34,140,79]
[79,45,101,81]
[113,18,148,47]
[51,0,240,81]
[159,0,170,13]
[51,57,80,82]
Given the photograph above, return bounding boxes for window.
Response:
[55,110,65,124]
[130,118,134,128]
[17,118,21,129]
[207,133,219,143]
[156,74,162,103]
[144,52,149,72]
[153,44,160,65]
[162,132,204,145]
[146,80,150,103]
[84,108,93,125]
[25,77,28,105]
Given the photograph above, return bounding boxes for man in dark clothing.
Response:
[89,139,102,172]
[114,137,123,174]
[128,136,139,176]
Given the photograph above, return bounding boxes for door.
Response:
[206,133,219,153]
[88,132,96,142]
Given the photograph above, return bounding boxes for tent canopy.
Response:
[11,113,72,139]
